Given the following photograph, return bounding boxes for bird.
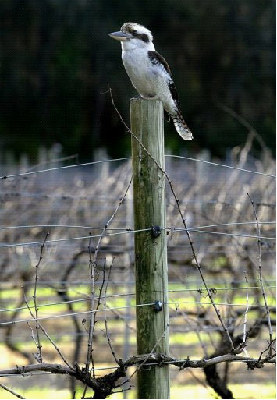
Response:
[109,22,193,140]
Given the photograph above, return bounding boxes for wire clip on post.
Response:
[151,225,162,239]
[153,301,163,312]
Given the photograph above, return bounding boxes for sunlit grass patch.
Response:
[169,331,215,346]
[170,383,276,399]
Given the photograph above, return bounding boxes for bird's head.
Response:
[109,23,154,51]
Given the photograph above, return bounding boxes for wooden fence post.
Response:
[130,98,169,399]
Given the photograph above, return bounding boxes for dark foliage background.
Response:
[0,0,275,161]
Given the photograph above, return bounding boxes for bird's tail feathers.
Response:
[171,111,193,141]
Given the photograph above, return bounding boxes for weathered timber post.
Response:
[130,98,169,399]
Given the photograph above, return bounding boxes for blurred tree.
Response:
[0,0,275,160]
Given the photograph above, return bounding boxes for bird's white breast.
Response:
[121,43,177,114]
[122,48,155,98]
[121,47,169,100]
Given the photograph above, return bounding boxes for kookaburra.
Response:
[109,22,193,140]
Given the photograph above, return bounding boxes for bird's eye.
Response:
[132,30,137,34]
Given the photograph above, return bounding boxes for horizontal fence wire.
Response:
[0,223,275,248]
[0,228,151,248]
[2,325,273,344]
[2,322,274,342]
[1,279,275,289]
[1,154,275,180]
[165,154,276,178]
[0,286,275,314]
[0,221,275,231]
[171,229,275,240]
[0,157,129,180]
[1,298,275,326]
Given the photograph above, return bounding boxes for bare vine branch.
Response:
[32,232,49,363]
[85,176,133,374]
[0,383,25,399]
[247,193,274,355]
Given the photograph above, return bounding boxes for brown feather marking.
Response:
[148,51,171,74]
[148,51,179,104]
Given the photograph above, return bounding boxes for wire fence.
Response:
[1,154,275,180]
[0,142,275,399]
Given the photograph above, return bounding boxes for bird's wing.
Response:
[148,50,171,74]
[148,51,179,104]
[148,51,193,140]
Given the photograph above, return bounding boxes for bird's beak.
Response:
[108,31,132,41]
